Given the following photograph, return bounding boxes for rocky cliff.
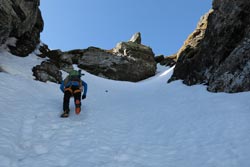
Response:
[0,0,43,56]
[169,0,250,93]
[33,33,156,83]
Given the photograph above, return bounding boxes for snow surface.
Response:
[0,51,250,167]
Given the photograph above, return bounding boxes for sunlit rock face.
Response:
[169,0,250,93]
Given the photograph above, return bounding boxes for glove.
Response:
[82,95,86,99]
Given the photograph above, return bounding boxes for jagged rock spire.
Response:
[129,32,141,44]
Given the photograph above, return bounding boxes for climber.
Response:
[60,70,88,118]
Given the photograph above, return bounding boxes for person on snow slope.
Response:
[60,70,88,117]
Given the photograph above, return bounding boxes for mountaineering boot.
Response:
[61,109,69,118]
[75,99,81,115]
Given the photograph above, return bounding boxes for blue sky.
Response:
[40,0,212,56]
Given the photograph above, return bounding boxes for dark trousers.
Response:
[63,86,81,111]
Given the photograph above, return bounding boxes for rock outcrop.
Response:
[79,38,156,82]
[32,61,62,84]
[0,0,43,57]
[155,10,211,68]
[32,48,73,83]
[129,32,141,44]
[169,0,250,93]
[156,54,177,67]
[33,33,157,83]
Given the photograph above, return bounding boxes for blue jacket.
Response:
[60,78,88,97]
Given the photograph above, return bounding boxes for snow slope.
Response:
[0,51,250,167]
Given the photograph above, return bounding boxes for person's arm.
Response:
[60,82,64,93]
[81,80,88,98]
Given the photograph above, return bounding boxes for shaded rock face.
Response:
[32,61,62,84]
[0,67,4,72]
[32,48,70,83]
[34,33,157,83]
[78,47,134,81]
[0,0,43,57]
[169,0,250,93]
[79,43,156,82]
[155,53,177,67]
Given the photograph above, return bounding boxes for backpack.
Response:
[68,70,81,83]
[64,70,84,87]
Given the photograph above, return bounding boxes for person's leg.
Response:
[63,89,72,112]
[73,89,81,114]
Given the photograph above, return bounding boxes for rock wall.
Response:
[33,33,157,83]
[169,0,250,93]
[0,0,43,56]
